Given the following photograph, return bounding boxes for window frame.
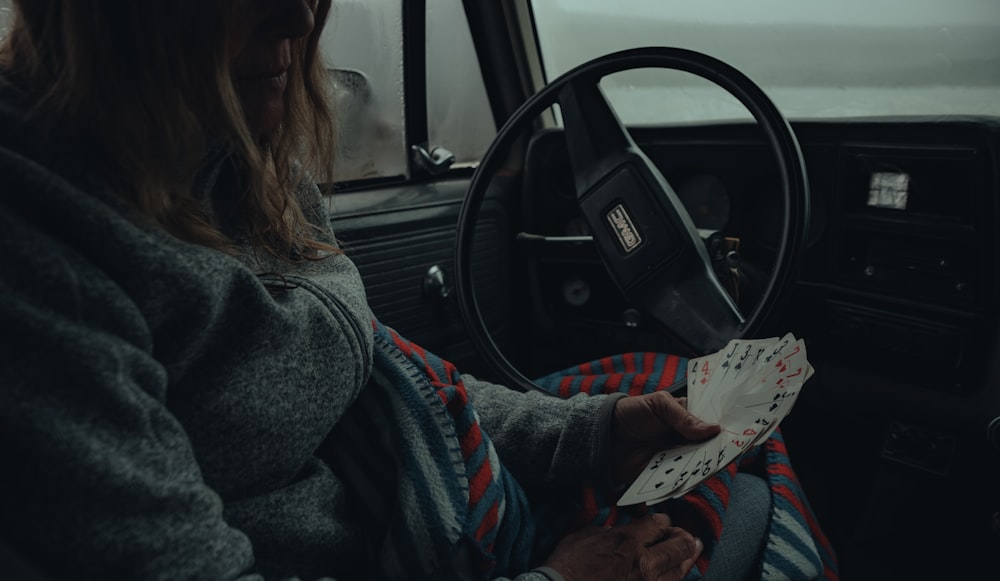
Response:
[332,0,504,194]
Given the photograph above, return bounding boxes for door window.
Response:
[324,0,495,184]
[0,0,496,188]
[322,0,408,183]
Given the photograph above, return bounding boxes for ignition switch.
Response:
[708,233,742,303]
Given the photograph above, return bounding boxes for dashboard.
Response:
[516,119,1000,439]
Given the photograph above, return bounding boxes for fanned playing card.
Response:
[617,333,814,507]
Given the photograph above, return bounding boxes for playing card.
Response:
[720,420,764,462]
[754,340,808,395]
[757,333,797,375]
[616,442,703,506]
[751,365,812,445]
[713,337,778,414]
[666,435,724,500]
[618,333,814,507]
[687,352,721,422]
[692,340,737,423]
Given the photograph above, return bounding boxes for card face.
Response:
[617,442,703,506]
[687,352,721,423]
[668,436,723,500]
[714,338,776,414]
[757,335,800,382]
[721,422,762,462]
[617,333,813,507]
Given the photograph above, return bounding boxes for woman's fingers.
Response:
[639,526,703,580]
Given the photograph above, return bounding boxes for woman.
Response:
[0,1,822,580]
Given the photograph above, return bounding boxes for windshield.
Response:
[530,0,1000,124]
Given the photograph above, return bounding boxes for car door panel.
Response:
[329,179,513,377]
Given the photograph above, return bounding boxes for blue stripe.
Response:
[767,472,798,491]
[764,517,821,579]
[770,506,820,559]
[689,478,727,516]
[648,353,663,387]
[490,469,535,575]
[673,357,690,383]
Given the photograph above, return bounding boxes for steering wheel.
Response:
[455,47,809,395]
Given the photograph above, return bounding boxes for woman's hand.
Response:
[543,513,702,581]
[610,391,721,485]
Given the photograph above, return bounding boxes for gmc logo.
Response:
[606,203,642,254]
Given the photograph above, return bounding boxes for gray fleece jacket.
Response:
[0,75,619,580]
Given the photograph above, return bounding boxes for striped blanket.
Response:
[535,356,839,580]
[335,322,838,580]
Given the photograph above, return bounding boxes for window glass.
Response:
[0,0,11,38]
[0,1,405,183]
[426,0,496,167]
[321,0,408,182]
[0,1,497,183]
[530,0,1000,124]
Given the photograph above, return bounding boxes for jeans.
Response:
[702,473,772,581]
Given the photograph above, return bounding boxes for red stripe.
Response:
[445,388,470,421]
[804,509,838,579]
[628,373,650,396]
[581,489,599,524]
[772,479,839,576]
[643,352,656,374]
[409,342,442,384]
[694,553,712,577]
[604,373,623,394]
[389,328,412,357]
[451,383,470,407]
[468,457,494,502]
[766,434,839,574]
[558,376,574,398]
[767,432,788,455]
[658,355,680,388]
[460,422,484,460]
[600,357,615,375]
[772,483,809,521]
[580,375,597,394]
[703,474,732,509]
[624,352,636,374]
[793,483,838,573]
[442,359,460,383]
[474,500,499,541]
[768,461,798,483]
[602,504,620,527]
[604,504,619,527]
[823,563,838,580]
[682,494,724,536]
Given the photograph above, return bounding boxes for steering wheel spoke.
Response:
[557,76,634,192]
[559,74,744,353]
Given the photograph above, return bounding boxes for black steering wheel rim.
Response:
[456,47,809,396]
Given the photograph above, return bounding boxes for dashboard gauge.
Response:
[675,174,731,231]
[562,277,592,307]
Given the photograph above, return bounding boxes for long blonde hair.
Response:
[0,0,339,259]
